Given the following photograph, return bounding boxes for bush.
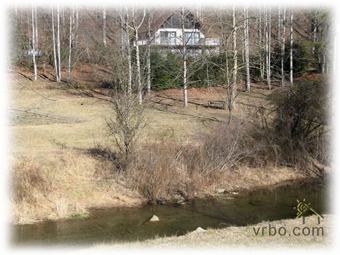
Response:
[271,40,312,79]
[106,93,145,170]
[150,51,182,90]
[269,78,329,171]
[127,121,258,202]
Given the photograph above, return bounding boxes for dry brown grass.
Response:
[10,74,310,224]
[12,150,144,224]
[126,121,305,203]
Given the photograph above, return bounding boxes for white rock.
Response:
[149,215,159,222]
[192,227,206,233]
[216,188,225,194]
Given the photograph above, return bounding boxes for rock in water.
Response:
[191,227,206,234]
[216,188,225,194]
[149,215,159,222]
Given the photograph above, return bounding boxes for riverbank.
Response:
[10,75,319,225]
[105,215,333,248]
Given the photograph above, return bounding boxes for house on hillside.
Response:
[138,9,220,55]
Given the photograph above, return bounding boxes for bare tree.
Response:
[146,10,152,94]
[103,8,107,46]
[290,10,294,85]
[280,8,286,86]
[181,7,188,107]
[258,9,264,80]
[74,9,79,47]
[244,7,250,91]
[107,93,145,170]
[312,11,317,55]
[31,4,37,81]
[34,5,38,48]
[57,6,61,82]
[67,8,74,81]
[227,6,238,117]
[265,9,272,90]
[120,9,133,94]
[51,8,59,82]
[131,8,146,104]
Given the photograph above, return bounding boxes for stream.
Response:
[12,178,328,246]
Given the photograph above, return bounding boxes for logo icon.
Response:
[294,199,323,218]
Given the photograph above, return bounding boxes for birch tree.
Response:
[34,5,38,48]
[290,10,294,85]
[312,11,317,55]
[103,8,107,46]
[146,10,152,94]
[227,6,237,116]
[280,8,286,86]
[131,8,146,104]
[31,4,37,81]
[57,6,61,82]
[120,9,132,94]
[51,8,59,82]
[244,7,250,91]
[181,7,188,107]
[265,9,272,90]
[68,8,74,80]
[258,10,264,80]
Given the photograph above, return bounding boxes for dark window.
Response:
[160,31,177,45]
[184,32,200,45]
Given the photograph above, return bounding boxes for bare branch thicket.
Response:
[106,93,145,171]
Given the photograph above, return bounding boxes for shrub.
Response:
[150,51,182,90]
[127,121,258,202]
[271,40,312,79]
[269,78,329,172]
[106,93,145,170]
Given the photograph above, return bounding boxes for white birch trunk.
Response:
[229,6,237,112]
[181,8,188,107]
[267,9,272,90]
[259,11,264,80]
[68,8,74,81]
[51,8,59,82]
[244,7,250,91]
[132,8,145,104]
[34,5,38,49]
[312,11,317,55]
[290,11,294,85]
[281,8,286,86]
[135,28,142,104]
[225,50,230,87]
[103,8,107,46]
[57,6,61,82]
[74,9,79,47]
[146,11,151,94]
[265,10,268,85]
[278,8,281,43]
[31,5,37,81]
[124,10,132,95]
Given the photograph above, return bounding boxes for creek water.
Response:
[12,178,328,246]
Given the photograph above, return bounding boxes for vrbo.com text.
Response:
[253,223,324,237]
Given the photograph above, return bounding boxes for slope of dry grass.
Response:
[10,74,304,224]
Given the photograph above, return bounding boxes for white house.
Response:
[138,9,220,54]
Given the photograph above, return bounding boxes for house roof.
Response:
[139,8,205,39]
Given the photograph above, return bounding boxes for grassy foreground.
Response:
[11,73,306,224]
